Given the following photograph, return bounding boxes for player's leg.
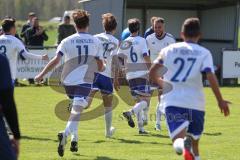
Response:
[58,84,91,157]
[155,91,162,131]
[95,73,115,138]
[187,109,205,160]
[123,78,150,131]
[102,93,115,138]
[165,106,194,160]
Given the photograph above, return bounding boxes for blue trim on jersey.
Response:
[157,59,164,64]
[155,33,166,40]
[78,32,89,34]
[57,51,64,56]
[95,56,100,60]
[92,73,113,94]
[201,67,213,73]
[165,106,205,140]
[19,49,26,60]
[143,52,149,57]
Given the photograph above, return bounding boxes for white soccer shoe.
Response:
[105,127,116,138]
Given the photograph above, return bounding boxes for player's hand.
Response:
[42,54,49,61]
[114,79,120,91]
[35,74,44,83]
[218,100,231,117]
[11,139,20,157]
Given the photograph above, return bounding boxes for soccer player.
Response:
[146,17,176,131]
[0,54,21,160]
[144,16,157,39]
[0,18,48,82]
[117,18,151,134]
[88,13,119,138]
[149,18,230,160]
[35,10,105,157]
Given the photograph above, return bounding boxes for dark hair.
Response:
[154,17,165,24]
[1,18,16,32]
[182,18,201,38]
[72,9,90,29]
[64,15,70,20]
[128,18,140,33]
[102,13,117,32]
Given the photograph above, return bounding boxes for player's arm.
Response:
[19,49,49,61]
[202,52,230,117]
[17,40,49,60]
[206,72,230,117]
[142,39,152,69]
[149,59,164,88]
[35,53,62,82]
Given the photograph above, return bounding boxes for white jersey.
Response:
[0,34,42,79]
[147,33,175,61]
[94,33,119,78]
[155,42,215,111]
[117,36,149,80]
[57,33,103,85]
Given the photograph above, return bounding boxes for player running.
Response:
[146,17,175,131]
[150,18,230,160]
[117,18,151,134]
[86,13,119,138]
[0,18,49,82]
[35,10,105,157]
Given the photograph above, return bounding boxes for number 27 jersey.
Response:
[156,42,215,111]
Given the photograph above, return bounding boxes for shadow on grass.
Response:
[94,156,126,160]
[203,132,222,136]
[134,132,169,139]
[21,135,58,142]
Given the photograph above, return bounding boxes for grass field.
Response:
[14,86,240,160]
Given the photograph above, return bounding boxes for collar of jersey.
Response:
[78,32,89,34]
[155,32,166,40]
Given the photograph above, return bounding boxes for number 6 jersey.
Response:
[117,36,149,80]
[154,42,215,111]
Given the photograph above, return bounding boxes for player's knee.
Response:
[72,97,88,112]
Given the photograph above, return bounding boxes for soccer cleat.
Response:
[183,136,194,160]
[106,127,116,138]
[57,132,67,157]
[155,124,161,131]
[123,111,135,128]
[139,130,149,135]
[70,141,78,152]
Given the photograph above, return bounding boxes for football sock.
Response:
[131,101,147,115]
[156,105,161,125]
[104,106,113,135]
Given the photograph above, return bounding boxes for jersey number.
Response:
[130,46,138,62]
[171,57,196,82]
[76,45,88,64]
[103,43,109,58]
[0,45,7,57]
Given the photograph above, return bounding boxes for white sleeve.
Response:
[16,40,42,60]
[142,39,149,57]
[201,52,215,73]
[153,48,165,64]
[56,40,67,56]
[96,39,104,60]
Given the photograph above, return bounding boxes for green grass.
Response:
[15,86,240,160]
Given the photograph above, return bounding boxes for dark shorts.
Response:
[165,106,205,140]
[128,78,151,98]
[92,73,113,95]
[64,83,92,99]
